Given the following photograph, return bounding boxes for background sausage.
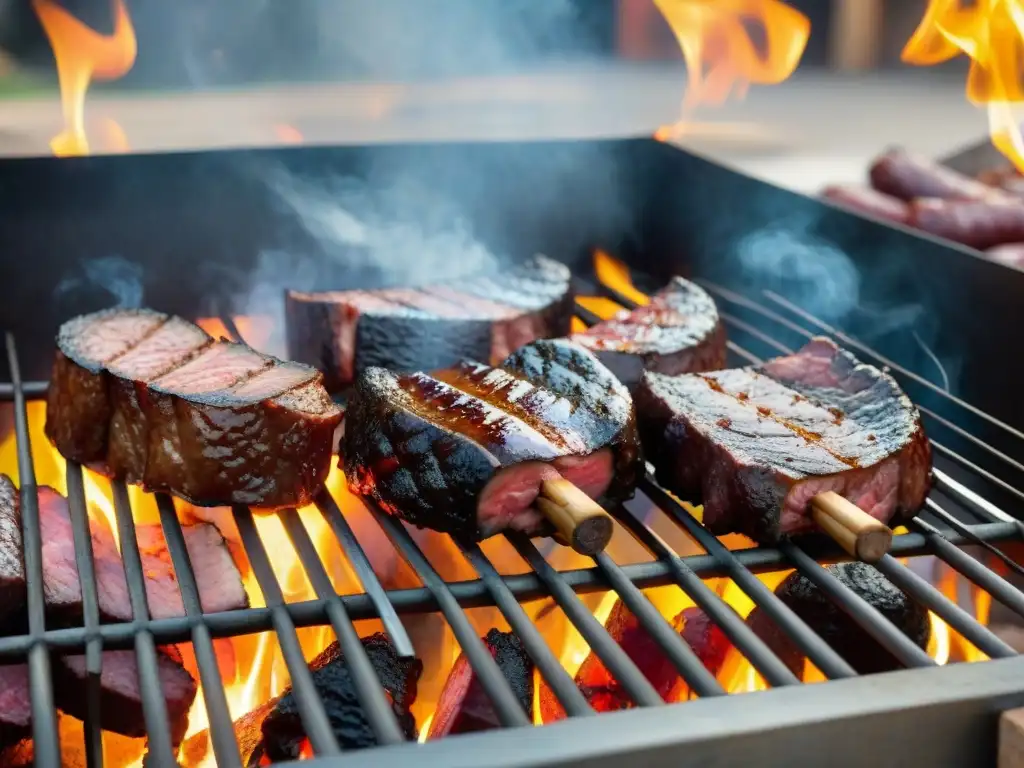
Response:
[909,197,1024,250]
[870,148,998,202]
[821,184,911,224]
[985,242,1024,269]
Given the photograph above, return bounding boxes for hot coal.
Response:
[636,337,931,543]
[428,629,533,739]
[286,254,574,393]
[344,338,642,539]
[539,603,729,723]
[54,646,198,743]
[0,476,25,630]
[746,563,931,676]
[45,308,342,508]
[572,277,727,391]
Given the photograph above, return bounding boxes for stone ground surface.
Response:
[0,62,993,191]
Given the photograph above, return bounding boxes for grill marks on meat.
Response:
[636,337,931,543]
[747,563,931,675]
[428,629,533,739]
[0,476,25,630]
[286,255,574,393]
[573,277,727,391]
[538,604,729,723]
[343,339,642,539]
[45,308,342,508]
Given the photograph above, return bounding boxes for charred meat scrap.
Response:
[286,254,574,393]
[343,338,643,540]
[181,634,422,764]
[539,603,728,723]
[428,629,534,738]
[747,563,931,676]
[0,475,25,631]
[45,308,342,508]
[571,277,727,392]
[636,337,932,544]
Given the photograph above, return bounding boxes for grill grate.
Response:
[0,270,1022,768]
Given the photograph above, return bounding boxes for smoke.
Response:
[55,255,144,309]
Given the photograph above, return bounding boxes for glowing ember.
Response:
[652,0,810,140]
[33,0,137,156]
[903,1,1024,172]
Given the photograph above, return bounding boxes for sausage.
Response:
[985,242,1024,269]
[821,185,911,224]
[870,148,997,202]
[908,197,1024,250]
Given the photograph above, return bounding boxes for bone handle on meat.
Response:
[811,491,893,564]
[537,478,614,556]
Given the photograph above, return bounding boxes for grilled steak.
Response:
[428,629,533,739]
[45,308,342,508]
[573,277,727,391]
[747,563,931,675]
[286,254,574,393]
[0,476,25,630]
[636,337,931,543]
[538,604,728,723]
[343,339,642,539]
[0,664,30,753]
[54,646,198,743]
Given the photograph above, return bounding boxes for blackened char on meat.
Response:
[45,308,342,508]
[636,337,931,543]
[286,254,574,393]
[428,629,533,738]
[572,277,727,391]
[746,563,931,675]
[255,634,421,762]
[0,476,25,630]
[343,339,642,539]
[538,603,729,723]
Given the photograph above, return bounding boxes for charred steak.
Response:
[636,337,931,543]
[0,475,25,630]
[343,339,642,539]
[45,308,342,508]
[747,563,931,675]
[286,254,574,393]
[573,277,727,390]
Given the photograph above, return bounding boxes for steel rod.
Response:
[455,538,595,719]
[155,493,242,768]
[507,532,664,709]
[366,506,530,728]
[279,510,408,746]
[4,332,61,767]
[233,504,342,757]
[109,482,178,766]
[923,499,1024,579]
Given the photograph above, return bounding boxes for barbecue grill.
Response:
[1,137,1023,767]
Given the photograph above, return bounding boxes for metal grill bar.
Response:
[923,500,1024,578]
[108,482,179,766]
[366,505,531,728]
[233,504,342,756]
[278,509,408,746]
[4,332,61,767]
[453,538,595,718]
[155,492,242,768]
[507,532,664,708]
[65,465,106,768]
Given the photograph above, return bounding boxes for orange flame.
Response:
[903,1,1024,172]
[33,0,137,156]
[653,0,810,140]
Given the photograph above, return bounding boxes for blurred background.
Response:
[0,0,992,191]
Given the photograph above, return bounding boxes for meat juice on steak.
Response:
[0,476,25,631]
[178,633,420,764]
[572,277,728,391]
[746,563,931,676]
[636,337,931,543]
[45,308,342,508]
[538,603,729,723]
[285,254,574,393]
[428,629,534,739]
[343,338,642,539]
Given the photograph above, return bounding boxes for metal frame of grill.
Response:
[1,270,1023,768]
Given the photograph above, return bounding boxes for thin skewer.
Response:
[535,476,614,556]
